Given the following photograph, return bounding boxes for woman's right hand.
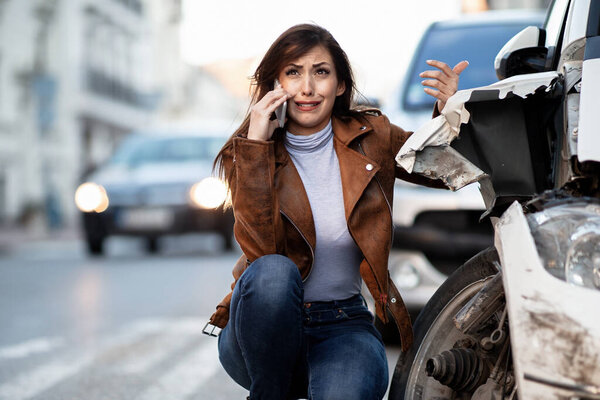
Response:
[247,87,291,141]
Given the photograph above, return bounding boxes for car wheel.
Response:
[86,235,105,256]
[374,311,400,344]
[221,230,234,251]
[374,307,421,344]
[388,247,499,400]
[146,237,159,253]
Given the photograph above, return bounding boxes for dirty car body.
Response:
[390,0,600,398]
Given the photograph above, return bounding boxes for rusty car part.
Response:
[453,272,504,335]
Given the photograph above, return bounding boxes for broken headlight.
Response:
[528,203,600,291]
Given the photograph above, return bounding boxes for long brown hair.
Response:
[213,24,365,200]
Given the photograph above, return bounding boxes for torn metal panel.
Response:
[411,146,487,191]
[396,72,559,192]
[561,0,591,56]
[395,91,471,174]
[558,37,587,70]
[564,61,582,158]
[453,96,539,198]
[478,177,497,212]
[486,71,559,99]
[495,202,600,400]
[563,61,583,92]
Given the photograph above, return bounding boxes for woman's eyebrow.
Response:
[286,62,331,69]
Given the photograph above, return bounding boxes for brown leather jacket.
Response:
[208,110,445,352]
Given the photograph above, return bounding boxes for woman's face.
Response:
[278,45,346,135]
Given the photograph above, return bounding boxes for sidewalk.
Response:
[0,223,81,257]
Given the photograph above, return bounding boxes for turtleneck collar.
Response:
[285,120,333,154]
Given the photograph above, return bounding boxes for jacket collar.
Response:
[273,115,380,250]
[332,115,374,146]
[274,115,374,164]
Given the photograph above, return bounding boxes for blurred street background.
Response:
[0,0,549,399]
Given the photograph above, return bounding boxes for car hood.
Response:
[89,161,214,188]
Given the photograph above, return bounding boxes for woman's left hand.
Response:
[420,60,469,113]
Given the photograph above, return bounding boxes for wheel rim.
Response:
[405,276,493,399]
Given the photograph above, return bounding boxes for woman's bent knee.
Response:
[236,254,303,312]
[240,254,301,292]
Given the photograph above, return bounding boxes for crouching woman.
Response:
[207,23,466,400]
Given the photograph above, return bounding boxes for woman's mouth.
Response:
[295,101,321,111]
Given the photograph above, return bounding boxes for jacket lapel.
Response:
[332,117,380,221]
[274,133,316,250]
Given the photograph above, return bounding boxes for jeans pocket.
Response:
[337,304,373,321]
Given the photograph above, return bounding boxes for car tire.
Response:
[146,237,159,253]
[222,232,234,251]
[374,311,400,344]
[86,235,105,256]
[374,307,421,344]
[388,247,499,400]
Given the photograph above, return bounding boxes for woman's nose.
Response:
[301,76,314,96]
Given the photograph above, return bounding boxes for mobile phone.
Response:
[273,79,287,129]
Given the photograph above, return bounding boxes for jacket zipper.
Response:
[280,209,315,282]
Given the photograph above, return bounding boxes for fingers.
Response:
[420,67,455,91]
[269,92,290,113]
[452,60,469,75]
[248,88,291,141]
[423,87,449,103]
[419,69,445,80]
[425,59,454,77]
[261,87,289,107]
[421,79,453,96]
[420,59,469,105]
[268,117,279,132]
[252,89,290,117]
[420,60,468,81]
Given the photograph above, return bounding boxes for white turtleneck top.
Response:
[285,120,363,302]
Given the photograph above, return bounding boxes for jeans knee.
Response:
[239,254,302,303]
[311,376,388,400]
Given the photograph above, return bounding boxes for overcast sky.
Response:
[179,0,461,101]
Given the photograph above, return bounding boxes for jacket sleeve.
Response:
[387,115,448,189]
[208,254,247,328]
[208,136,287,329]
[230,136,287,260]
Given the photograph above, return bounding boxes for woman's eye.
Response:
[285,69,298,76]
[316,68,330,75]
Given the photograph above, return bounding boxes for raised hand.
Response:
[420,60,469,113]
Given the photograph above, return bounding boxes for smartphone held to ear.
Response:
[273,79,287,129]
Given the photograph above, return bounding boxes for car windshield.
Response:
[109,136,225,166]
[404,22,539,110]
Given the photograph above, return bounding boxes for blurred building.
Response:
[0,0,242,231]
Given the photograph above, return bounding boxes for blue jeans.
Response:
[218,254,389,400]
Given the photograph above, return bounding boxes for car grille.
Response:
[107,183,190,207]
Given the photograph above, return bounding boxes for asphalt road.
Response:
[0,233,401,400]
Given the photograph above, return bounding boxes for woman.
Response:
[207,24,468,400]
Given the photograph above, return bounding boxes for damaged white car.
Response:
[389,0,600,399]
